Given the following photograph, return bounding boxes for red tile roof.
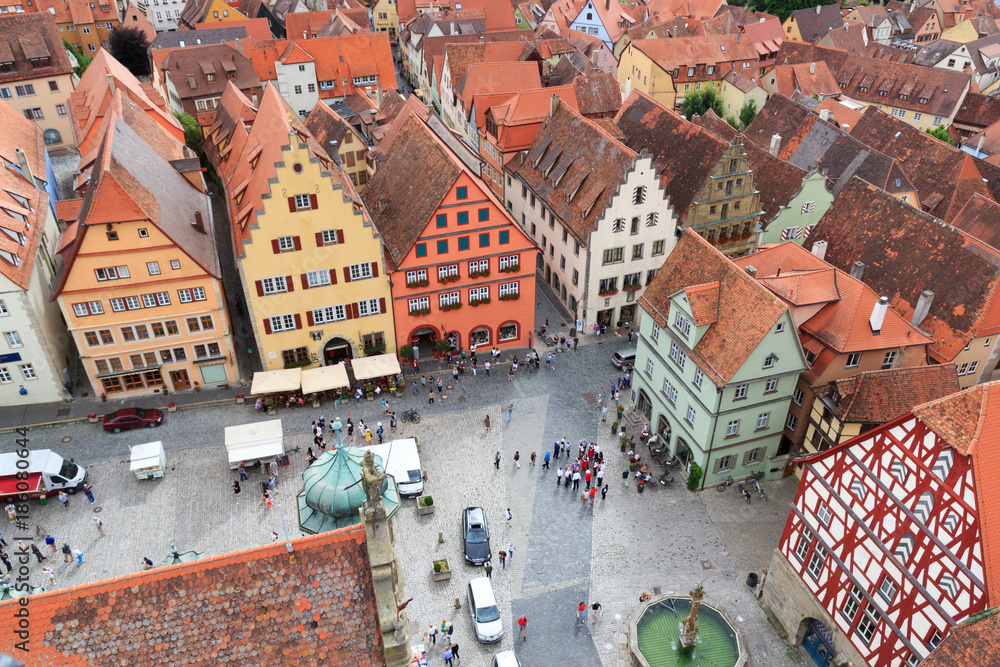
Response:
[0,13,74,85]
[629,34,759,71]
[812,364,959,425]
[921,607,1000,666]
[787,3,845,41]
[193,17,274,41]
[835,54,971,121]
[950,193,1000,251]
[455,61,541,117]
[33,0,119,26]
[774,39,849,73]
[0,524,386,665]
[398,0,516,29]
[774,61,840,98]
[162,43,262,104]
[286,9,336,38]
[0,137,47,290]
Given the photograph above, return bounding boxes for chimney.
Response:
[810,62,816,74]
[378,195,387,213]
[192,211,205,233]
[14,148,36,187]
[744,265,757,277]
[234,37,243,56]
[870,296,889,334]
[187,74,196,89]
[550,92,560,116]
[811,240,828,261]
[769,133,781,157]
[479,34,484,43]
[377,82,383,107]
[819,109,831,121]
[624,76,632,97]
[911,290,934,327]
[850,261,865,280]
[106,73,115,93]
[978,134,986,153]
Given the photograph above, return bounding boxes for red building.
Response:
[763,382,998,667]
[362,113,537,356]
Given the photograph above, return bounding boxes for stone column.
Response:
[361,505,412,667]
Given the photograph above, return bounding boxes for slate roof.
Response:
[613,90,727,221]
[788,3,845,41]
[912,39,964,66]
[162,44,261,104]
[150,25,249,49]
[921,607,1000,667]
[512,100,636,244]
[834,54,971,120]
[0,13,73,85]
[805,177,1000,363]
[950,193,1000,250]
[743,93,847,169]
[0,524,385,665]
[866,41,923,64]
[812,365,959,425]
[773,39,849,73]
[546,52,588,85]
[816,133,917,198]
[639,228,790,387]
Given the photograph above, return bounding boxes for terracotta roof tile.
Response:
[813,364,959,424]
[0,13,74,85]
[950,193,1000,250]
[835,55,971,121]
[572,72,622,117]
[304,100,366,153]
[685,282,720,325]
[455,61,541,117]
[743,93,844,167]
[817,22,869,55]
[162,43,262,104]
[774,39,849,73]
[788,3,845,41]
[774,61,840,98]
[0,144,47,290]
[921,607,1000,666]
[629,34,759,72]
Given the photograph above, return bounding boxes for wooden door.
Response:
[170,369,190,391]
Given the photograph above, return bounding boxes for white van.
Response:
[468,577,503,643]
[0,450,87,500]
[361,438,423,497]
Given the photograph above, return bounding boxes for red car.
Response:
[102,407,164,433]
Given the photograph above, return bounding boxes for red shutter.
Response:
[286,276,294,292]
[329,269,337,285]
[294,314,302,329]
[307,310,315,326]
[293,236,301,251]
[301,274,309,290]
[315,232,324,247]
[343,267,352,283]
[371,261,379,278]
[379,297,386,314]
[345,304,353,320]
[255,280,264,297]
[271,239,280,254]
[287,197,296,213]
[351,303,360,319]
[309,194,318,210]
[263,318,272,334]
[336,229,345,244]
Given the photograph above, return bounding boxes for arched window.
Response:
[497,322,518,342]
[470,326,490,346]
[43,129,61,145]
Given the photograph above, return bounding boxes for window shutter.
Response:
[343,267,352,283]
[307,310,314,325]
[293,236,301,251]
[336,229,345,244]
[345,304,353,320]
[294,314,302,329]
[315,232,324,247]
[301,274,309,290]
[271,239,280,254]
[351,303,360,319]
[329,268,336,285]
[379,297,386,314]
[309,194,318,209]
[371,261,379,278]
[287,197,296,213]
[713,457,724,474]
[255,280,264,297]
[263,318,272,334]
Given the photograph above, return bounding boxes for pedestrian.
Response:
[0,529,5,547]
[498,549,507,570]
[58,491,69,508]
[557,466,564,485]
[72,546,83,566]
[513,451,520,468]
[485,415,491,431]
[45,535,56,553]
[518,615,527,640]
[30,543,45,562]
[238,464,247,482]
[553,441,560,460]
[0,551,10,572]
[472,358,478,376]
[628,329,634,343]
[355,388,362,404]
[508,365,514,381]
[505,508,512,527]
[306,447,317,465]
[578,601,587,624]
[581,491,588,506]
[574,336,579,351]
[591,601,603,624]
[601,405,608,422]
[428,623,437,646]
[443,647,453,667]
[143,557,154,570]
[267,476,276,494]
[506,543,516,562]
[94,517,105,537]
[390,413,397,432]
[585,469,593,490]
[452,367,459,383]
[42,566,55,586]
[506,404,513,422]
[485,361,490,376]
[451,642,460,662]
[428,391,435,405]
[543,452,550,469]
[421,376,428,390]
[377,423,384,444]
[83,483,95,504]
[597,465,605,486]
[485,563,493,579]
[530,451,537,466]
[602,482,609,500]
[437,378,444,393]
[61,543,71,563]
[622,469,630,485]
[271,531,279,542]
[572,470,581,490]
[494,451,501,469]
[589,487,597,505]
[269,458,279,479]
[233,480,241,499]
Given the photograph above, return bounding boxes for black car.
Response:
[462,507,491,565]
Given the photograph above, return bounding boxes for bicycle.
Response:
[400,408,421,424]
[746,470,764,483]
[716,476,734,492]
[753,479,767,502]
[737,481,752,504]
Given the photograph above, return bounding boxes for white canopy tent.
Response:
[250,368,302,395]
[300,364,350,394]
[352,354,402,380]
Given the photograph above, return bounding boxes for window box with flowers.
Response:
[409,307,431,316]
[439,275,461,285]
[469,298,491,307]
[598,287,619,297]
[500,263,521,274]
[235,393,245,404]
[718,236,730,245]
[441,302,463,312]
[406,279,430,288]
[469,269,490,278]
[166,402,177,413]
[363,344,387,356]
[623,283,642,292]
[499,293,521,301]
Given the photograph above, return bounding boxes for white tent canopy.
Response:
[352,353,402,380]
[301,364,350,394]
[250,368,302,395]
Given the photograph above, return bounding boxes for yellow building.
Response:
[35,0,120,57]
[208,83,395,370]
[54,113,238,396]
[305,100,370,190]
[372,0,399,37]
[618,41,677,108]
[178,0,248,29]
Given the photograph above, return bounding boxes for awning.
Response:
[351,354,402,380]
[193,356,228,366]
[250,368,302,395]
[301,364,350,394]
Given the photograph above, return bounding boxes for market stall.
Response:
[350,353,403,396]
[301,364,350,398]
[225,419,284,469]
[250,368,302,395]
[129,441,166,480]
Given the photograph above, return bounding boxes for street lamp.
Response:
[276,503,293,553]
[331,418,343,449]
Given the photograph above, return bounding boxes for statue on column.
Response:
[362,450,388,521]
[679,585,705,651]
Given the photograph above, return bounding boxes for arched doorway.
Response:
[545,265,551,284]
[323,336,354,365]
[673,437,692,469]
[409,326,438,359]
[799,618,835,667]
[656,415,671,446]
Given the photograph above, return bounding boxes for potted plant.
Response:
[193,382,201,393]
[100,392,107,402]
[365,383,375,401]
[235,393,245,404]
[687,462,703,492]
[498,292,521,301]
[611,420,619,436]
[620,436,629,452]
[434,339,451,359]
[617,405,624,419]
[86,413,99,424]
[166,402,177,413]
[417,495,435,515]
[312,395,320,408]
[432,558,451,582]
[400,344,414,363]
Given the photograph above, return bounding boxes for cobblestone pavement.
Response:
[1,342,799,666]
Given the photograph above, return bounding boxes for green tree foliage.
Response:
[739,99,758,128]
[63,39,91,77]
[174,112,201,152]
[759,0,839,23]
[925,126,955,145]
[686,462,704,491]
[109,26,151,77]
[679,87,724,120]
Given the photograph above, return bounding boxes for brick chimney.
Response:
[192,210,205,233]
[550,92,560,116]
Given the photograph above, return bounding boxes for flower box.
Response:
[87,413,99,423]
[409,308,432,316]
[166,402,177,413]
[469,270,490,278]
[499,293,520,301]
[439,275,461,284]
[500,264,521,274]
[623,284,642,292]
[406,279,430,288]
[469,298,491,307]
[432,558,451,581]
[441,302,463,311]
[598,288,619,297]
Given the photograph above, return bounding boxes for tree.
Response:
[63,39,91,77]
[678,87,724,120]
[925,126,955,146]
[109,26,151,77]
[739,99,758,128]
[759,0,838,23]
[174,112,201,152]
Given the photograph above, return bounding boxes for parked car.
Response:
[492,651,521,667]
[462,506,491,565]
[612,347,637,369]
[103,407,163,433]
[468,577,503,642]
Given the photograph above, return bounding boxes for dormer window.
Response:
[763,353,777,369]
[918,97,929,104]
[859,86,869,93]
[0,60,12,73]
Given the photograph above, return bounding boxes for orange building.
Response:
[33,0,120,57]
[363,113,537,356]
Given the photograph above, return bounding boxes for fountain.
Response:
[678,585,704,651]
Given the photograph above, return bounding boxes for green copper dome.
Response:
[297,445,400,534]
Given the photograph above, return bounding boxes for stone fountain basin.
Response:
[625,593,747,667]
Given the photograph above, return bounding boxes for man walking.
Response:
[30,543,45,563]
[94,517,105,537]
[71,546,83,566]
[42,566,55,587]
[553,441,560,460]
[543,452,550,469]
[506,543,516,562]
[572,470,581,490]
[58,491,69,509]
[518,615,527,640]
[0,550,11,573]
[494,451,501,469]
[83,483,96,504]
[484,360,490,376]
[428,623,437,646]
[61,543,71,563]
[557,466,564,485]
[485,563,493,579]
[238,465,247,482]
[498,549,507,570]
[602,482,610,500]
[506,404,513,422]
[443,647,453,667]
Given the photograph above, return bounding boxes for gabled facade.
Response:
[304,100,370,189]
[764,382,1000,667]
[509,99,677,330]
[208,83,395,369]
[161,43,263,117]
[372,0,399,36]
[362,114,536,356]
[566,0,635,50]
[782,4,845,42]
[34,0,121,57]
[633,229,809,486]
[178,0,247,29]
